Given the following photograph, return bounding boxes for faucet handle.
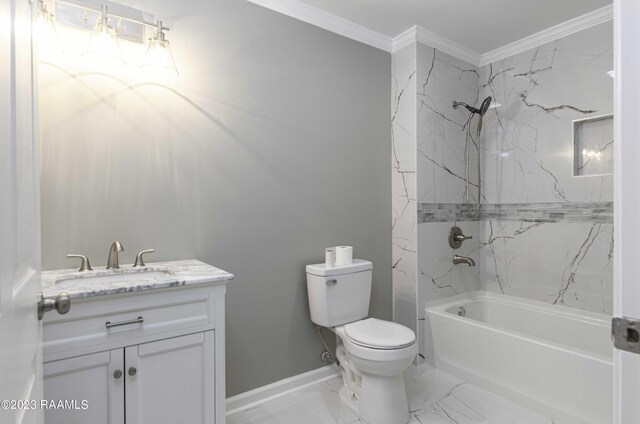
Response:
[454,233,473,242]
[133,249,155,267]
[67,254,93,271]
[449,226,473,249]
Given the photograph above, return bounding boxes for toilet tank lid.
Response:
[306,259,372,277]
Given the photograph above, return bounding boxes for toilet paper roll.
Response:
[325,248,335,268]
[335,246,353,266]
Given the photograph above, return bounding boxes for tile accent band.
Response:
[418,202,613,224]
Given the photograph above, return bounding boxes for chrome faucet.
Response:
[106,241,124,269]
[453,255,476,267]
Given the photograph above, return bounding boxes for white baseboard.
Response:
[225,365,341,416]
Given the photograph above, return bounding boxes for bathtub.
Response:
[425,291,612,424]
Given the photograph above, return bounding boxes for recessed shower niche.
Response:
[573,114,614,177]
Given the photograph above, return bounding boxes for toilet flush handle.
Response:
[326,279,337,286]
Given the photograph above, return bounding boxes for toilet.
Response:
[306,259,416,424]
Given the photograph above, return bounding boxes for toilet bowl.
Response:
[334,318,416,424]
[306,259,416,424]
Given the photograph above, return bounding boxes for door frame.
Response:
[613,1,640,423]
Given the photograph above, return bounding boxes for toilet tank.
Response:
[306,259,372,327]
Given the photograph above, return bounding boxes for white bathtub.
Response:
[425,291,612,424]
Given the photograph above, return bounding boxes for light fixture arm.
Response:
[156,20,169,35]
[43,0,177,74]
[37,0,54,18]
[55,0,171,33]
[99,4,110,29]
[154,20,167,42]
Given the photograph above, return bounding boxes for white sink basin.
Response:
[55,269,172,289]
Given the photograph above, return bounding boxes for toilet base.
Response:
[338,371,410,424]
[338,384,359,413]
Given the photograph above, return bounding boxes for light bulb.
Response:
[83,5,124,68]
[141,21,178,77]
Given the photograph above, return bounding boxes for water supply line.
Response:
[316,326,339,366]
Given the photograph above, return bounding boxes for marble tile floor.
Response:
[227,365,555,424]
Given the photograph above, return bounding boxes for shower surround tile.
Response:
[478,22,613,205]
[392,44,418,340]
[417,202,613,315]
[418,201,613,223]
[418,222,480,305]
[413,42,482,362]
[417,220,480,363]
[479,220,613,314]
[227,365,555,424]
[416,43,480,204]
[474,22,614,315]
[397,24,613,362]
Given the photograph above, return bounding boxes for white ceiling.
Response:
[292,0,612,53]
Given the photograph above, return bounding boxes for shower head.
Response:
[479,96,492,117]
[476,96,492,137]
[452,96,492,116]
[452,96,493,137]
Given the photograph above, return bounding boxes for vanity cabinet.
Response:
[125,331,214,423]
[43,349,124,424]
[42,279,228,424]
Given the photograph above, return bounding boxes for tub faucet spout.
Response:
[453,255,475,267]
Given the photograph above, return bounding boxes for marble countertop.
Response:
[41,259,234,299]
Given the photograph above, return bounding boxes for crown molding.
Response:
[244,0,393,52]
[391,26,481,65]
[416,27,482,66]
[479,5,613,66]
[391,26,418,53]
[244,0,612,68]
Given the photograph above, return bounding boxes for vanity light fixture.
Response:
[83,5,124,67]
[43,0,178,74]
[141,20,178,76]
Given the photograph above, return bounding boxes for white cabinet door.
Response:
[125,331,215,424]
[43,350,124,424]
[0,0,42,423]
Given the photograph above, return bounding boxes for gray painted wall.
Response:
[38,0,391,396]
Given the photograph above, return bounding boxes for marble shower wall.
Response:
[392,44,418,337]
[481,218,613,314]
[416,43,481,304]
[392,41,482,362]
[415,43,481,362]
[394,23,613,365]
[479,22,613,204]
[416,44,481,204]
[477,22,614,314]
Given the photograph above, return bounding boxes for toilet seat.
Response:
[344,318,415,350]
[335,324,416,363]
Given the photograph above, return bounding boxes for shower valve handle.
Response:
[449,226,472,249]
